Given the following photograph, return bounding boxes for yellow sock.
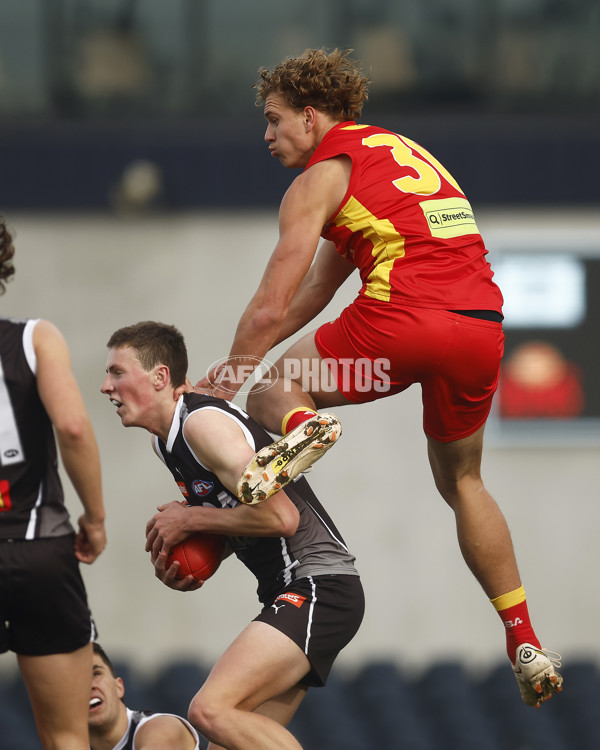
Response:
[490,586,540,660]
[490,585,526,611]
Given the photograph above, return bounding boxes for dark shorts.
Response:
[254,574,365,688]
[0,534,96,656]
[315,297,505,442]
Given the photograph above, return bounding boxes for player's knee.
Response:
[435,473,485,508]
[188,692,226,740]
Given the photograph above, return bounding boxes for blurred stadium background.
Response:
[1,2,599,748]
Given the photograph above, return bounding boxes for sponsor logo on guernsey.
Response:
[193,479,214,497]
[274,592,307,608]
[0,479,12,511]
[420,197,479,239]
[176,481,189,498]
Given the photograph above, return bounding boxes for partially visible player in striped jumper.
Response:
[89,643,200,750]
[0,216,107,749]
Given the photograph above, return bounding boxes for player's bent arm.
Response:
[145,408,299,560]
[133,714,197,750]
[33,320,106,561]
[177,494,298,539]
[184,409,300,536]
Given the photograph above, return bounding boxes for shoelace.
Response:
[541,648,562,669]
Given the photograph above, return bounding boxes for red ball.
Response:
[166,533,225,581]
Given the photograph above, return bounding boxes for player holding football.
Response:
[0,216,107,750]
[196,48,562,708]
[89,643,200,750]
[101,321,364,750]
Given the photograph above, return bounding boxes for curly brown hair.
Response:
[0,216,15,295]
[254,48,370,121]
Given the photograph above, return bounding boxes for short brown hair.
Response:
[92,642,117,677]
[0,217,15,295]
[254,48,369,121]
[107,321,188,387]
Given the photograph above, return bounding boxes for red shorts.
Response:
[314,296,504,442]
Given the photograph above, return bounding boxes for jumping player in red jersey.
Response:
[196,48,562,707]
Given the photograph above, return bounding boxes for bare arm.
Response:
[202,156,351,398]
[133,714,197,750]
[34,320,106,563]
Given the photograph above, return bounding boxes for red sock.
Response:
[281,408,318,435]
[491,586,542,662]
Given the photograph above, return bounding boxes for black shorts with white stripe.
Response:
[254,574,364,687]
[0,534,96,656]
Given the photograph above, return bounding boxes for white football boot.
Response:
[512,643,563,708]
[237,414,341,505]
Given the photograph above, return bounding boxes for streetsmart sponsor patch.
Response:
[420,197,480,239]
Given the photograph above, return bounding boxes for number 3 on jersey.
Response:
[362,133,463,196]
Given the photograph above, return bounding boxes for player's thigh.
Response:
[421,313,504,442]
[194,621,310,711]
[312,303,422,404]
[271,329,353,408]
[18,644,92,739]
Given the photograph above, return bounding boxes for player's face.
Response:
[101,346,158,429]
[264,93,313,169]
[88,655,125,731]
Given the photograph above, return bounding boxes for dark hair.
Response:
[0,216,16,295]
[92,642,117,677]
[106,321,188,387]
[254,48,370,121]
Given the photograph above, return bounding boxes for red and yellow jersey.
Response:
[305,122,503,312]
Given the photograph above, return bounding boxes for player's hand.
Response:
[195,361,239,401]
[145,500,190,559]
[151,545,204,592]
[196,360,224,391]
[194,374,212,392]
[74,514,107,564]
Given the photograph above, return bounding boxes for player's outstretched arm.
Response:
[34,320,106,563]
[197,158,348,399]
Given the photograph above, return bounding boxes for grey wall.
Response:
[3,208,599,680]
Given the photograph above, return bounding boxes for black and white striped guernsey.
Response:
[153,393,359,604]
[0,317,73,540]
[110,708,200,750]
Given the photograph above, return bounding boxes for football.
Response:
[166,532,226,581]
